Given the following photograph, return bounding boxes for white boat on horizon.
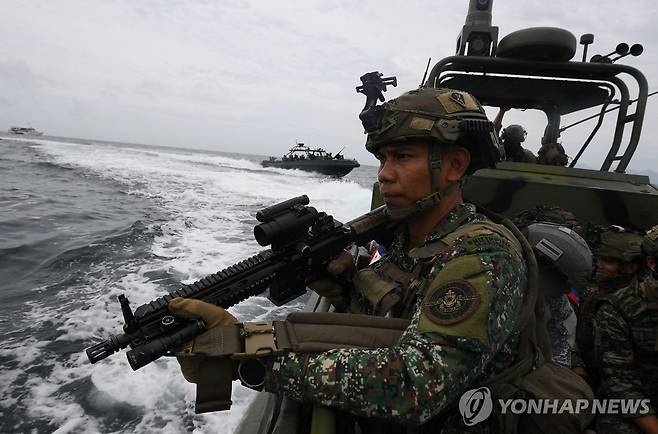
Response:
[9,126,43,136]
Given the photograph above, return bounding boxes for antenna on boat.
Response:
[420,57,432,87]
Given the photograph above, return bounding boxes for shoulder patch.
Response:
[422,280,480,325]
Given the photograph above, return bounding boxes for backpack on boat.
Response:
[477,209,595,434]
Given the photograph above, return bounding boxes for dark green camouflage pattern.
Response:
[512,205,583,235]
[264,204,526,431]
[592,229,644,262]
[593,279,658,433]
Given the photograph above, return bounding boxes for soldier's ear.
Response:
[443,146,470,182]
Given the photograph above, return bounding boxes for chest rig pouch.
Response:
[351,219,520,319]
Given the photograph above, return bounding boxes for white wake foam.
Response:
[9,139,372,433]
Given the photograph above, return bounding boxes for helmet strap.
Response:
[385,147,463,219]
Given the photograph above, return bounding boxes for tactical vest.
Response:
[350,218,521,320]
[344,212,593,434]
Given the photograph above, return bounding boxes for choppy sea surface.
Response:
[0,135,378,433]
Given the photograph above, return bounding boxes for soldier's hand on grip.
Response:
[168,298,239,384]
[306,250,356,298]
[168,297,238,328]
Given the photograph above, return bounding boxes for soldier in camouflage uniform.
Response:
[592,225,658,434]
[170,88,529,433]
[574,226,646,383]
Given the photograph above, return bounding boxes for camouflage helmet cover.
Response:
[365,87,499,173]
[512,205,583,236]
[642,224,658,256]
[592,227,644,262]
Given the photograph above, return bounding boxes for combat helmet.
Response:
[525,223,593,288]
[501,124,527,144]
[513,205,583,236]
[642,224,658,258]
[361,86,500,217]
[590,226,643,262]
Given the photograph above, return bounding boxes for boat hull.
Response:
[261,159,360,177]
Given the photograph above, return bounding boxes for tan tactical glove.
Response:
[306,250,356,298]
[168,298,239,384]
[168,297,238,328]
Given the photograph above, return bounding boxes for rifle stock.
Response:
[85,195,391,370]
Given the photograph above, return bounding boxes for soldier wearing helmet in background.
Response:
[575,227,644,379]
[589,225,658,434]
[537,142,569,166]
[500,124,538,164]
[521,222,592,368]
[166,87,531,433]
[492,106,537,164]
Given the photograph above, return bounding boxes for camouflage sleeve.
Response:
[264,243,526,425]
[595,303,653,412]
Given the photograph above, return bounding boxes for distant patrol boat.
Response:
[261,142,360,177]
[9,126,43,136]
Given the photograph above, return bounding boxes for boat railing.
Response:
[426,55,648,173]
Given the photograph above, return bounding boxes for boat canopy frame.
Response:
[425,55,649,173]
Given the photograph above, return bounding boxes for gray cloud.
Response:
[0,0,656,169]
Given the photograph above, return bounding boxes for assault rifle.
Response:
[85,195,392,370]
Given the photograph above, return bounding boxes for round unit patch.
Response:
[422,280,480,325]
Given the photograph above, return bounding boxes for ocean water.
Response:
[0,136,378,433]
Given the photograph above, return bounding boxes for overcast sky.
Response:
[1,0,657,171]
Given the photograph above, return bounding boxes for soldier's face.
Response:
[594,256,621,281]
[594,255,639,282]
[376,142,432,210]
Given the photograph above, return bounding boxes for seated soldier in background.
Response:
[538,142,569,166]
[591,224,658,434]
[501,124,538,163]
[574,226,644,384]
[492,106,537,163]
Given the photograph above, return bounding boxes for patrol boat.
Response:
[237,0,658,432]
[261,142,360,177]
[9,126,43,136]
